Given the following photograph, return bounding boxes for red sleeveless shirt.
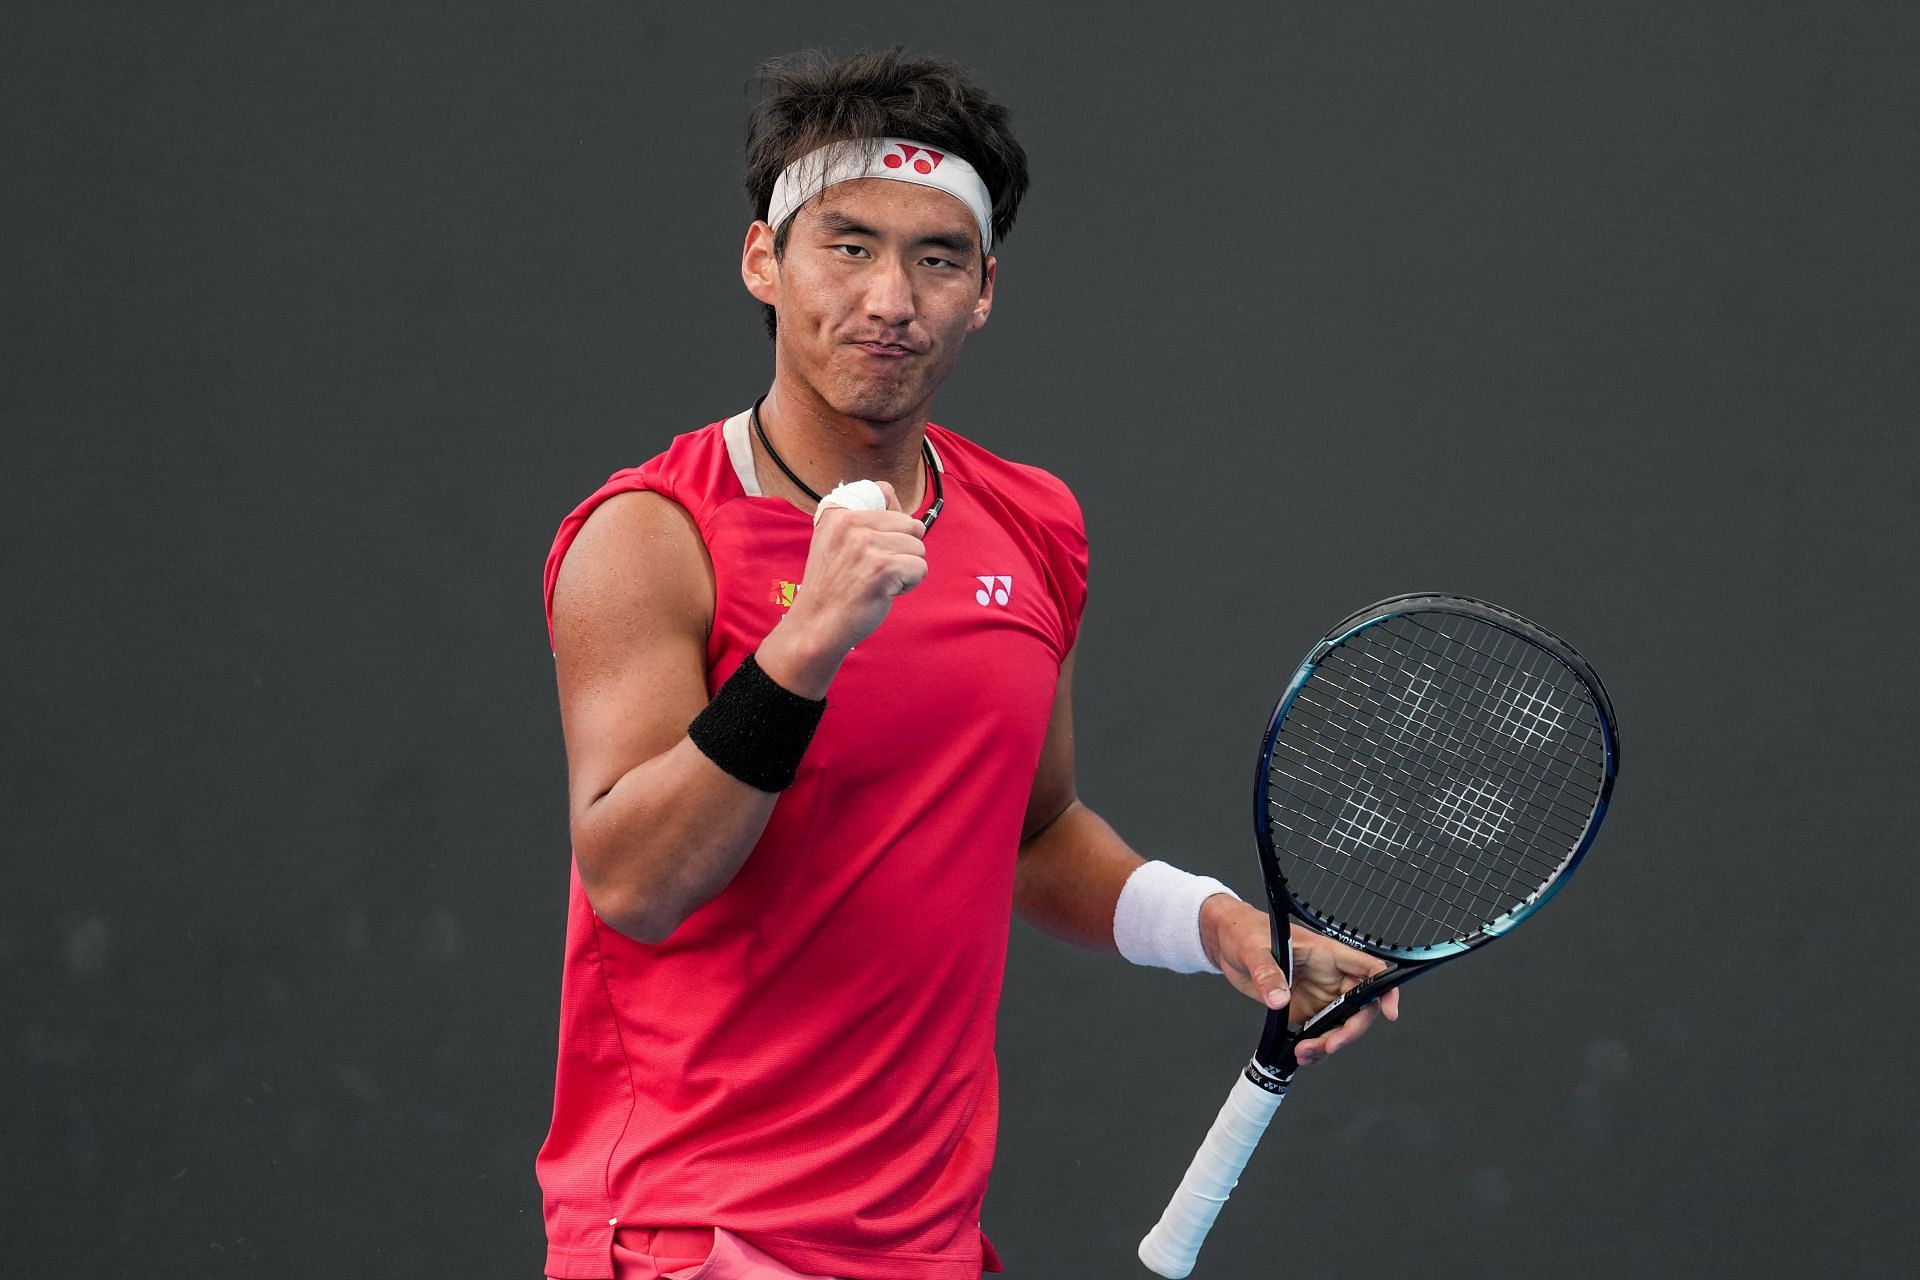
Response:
[537,415,1088,1280]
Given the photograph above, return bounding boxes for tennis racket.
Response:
[1137,593,1619,1278]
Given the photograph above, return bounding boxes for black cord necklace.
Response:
[750,395,944,535]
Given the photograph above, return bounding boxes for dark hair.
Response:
[744,49,1030,336]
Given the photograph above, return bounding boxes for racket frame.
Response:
[1142,593,1618,1277]
[1246,592,1618,1087]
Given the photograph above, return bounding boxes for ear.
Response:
[741,221,779,307]
[966,254,997,334]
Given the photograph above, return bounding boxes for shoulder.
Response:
[568,487,703,556]
[548,488,714,657]
[551,422,738,536]
[543,418,741,639]
[928,424,1085,535]
[631,420,747,512]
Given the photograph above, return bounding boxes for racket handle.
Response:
[1138,1067,1287,1278]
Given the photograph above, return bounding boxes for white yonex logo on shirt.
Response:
[975,575,1012,606]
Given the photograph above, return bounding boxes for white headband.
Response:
[766,137,994,252]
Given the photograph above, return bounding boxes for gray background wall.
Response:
[5,2,1915,1276]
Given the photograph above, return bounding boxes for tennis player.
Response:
[538,49,1399,1280]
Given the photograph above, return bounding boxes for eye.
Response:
[829,243,871,259]
[920,255,960,270]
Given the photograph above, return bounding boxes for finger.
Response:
[874,479,903,512]
[1300,1003,1376,1059]
[1325,941,1387,980]
[1211,958,1259,1006]
[1245,952,1290,1011]
[834,511,927,541]
[1380,987,1401,1021]
[854,529,930,559]
[1295,1008,1371,1065]
[891,556,929,593]
[1290,931,1346,975]
[1319,1003,1378,1052]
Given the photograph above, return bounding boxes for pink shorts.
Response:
[596,1227,845,1280]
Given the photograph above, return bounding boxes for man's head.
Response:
[744,49,1029,292]
[740,50,1028,428]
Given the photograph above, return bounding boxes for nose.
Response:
[863,257,915,327]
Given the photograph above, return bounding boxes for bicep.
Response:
[550,490,715,823]
[1020,645,1078,849]
[1013,644,1143,946]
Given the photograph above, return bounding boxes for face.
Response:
[742,178,995,428]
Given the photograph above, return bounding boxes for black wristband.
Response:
[687,653,827,792]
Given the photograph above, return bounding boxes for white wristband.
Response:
[1113,861,1240,974]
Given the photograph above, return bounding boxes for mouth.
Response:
[849,339,921,359]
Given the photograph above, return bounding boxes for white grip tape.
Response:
[813,478,887,523]
[1138,1069,1286,1278]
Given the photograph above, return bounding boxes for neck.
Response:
[754,379,929,511]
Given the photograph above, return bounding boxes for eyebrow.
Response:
[917,230,976,257]
[813,210,880,239]
[812,210,977,258]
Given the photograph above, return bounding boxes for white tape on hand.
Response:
[814,479,888,524]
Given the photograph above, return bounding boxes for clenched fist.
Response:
[755,480,926,697]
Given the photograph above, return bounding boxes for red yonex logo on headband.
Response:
[883,144,945,175]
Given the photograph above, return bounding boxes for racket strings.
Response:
[1273,734,1573,943]
[1368,617,1605,903]
[1289,629,1601,943]
[1280,680,1598,851]
[1297,635,1597,941]
[1267,613,1608,951]
[1274,674,1596,884]
[1290,625,1605,825]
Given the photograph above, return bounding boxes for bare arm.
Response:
[1011,647,1398,1061]
[551,484,925,942]
[1012,648,1144,949]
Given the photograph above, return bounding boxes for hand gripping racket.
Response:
[1137,593,1619,1278]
